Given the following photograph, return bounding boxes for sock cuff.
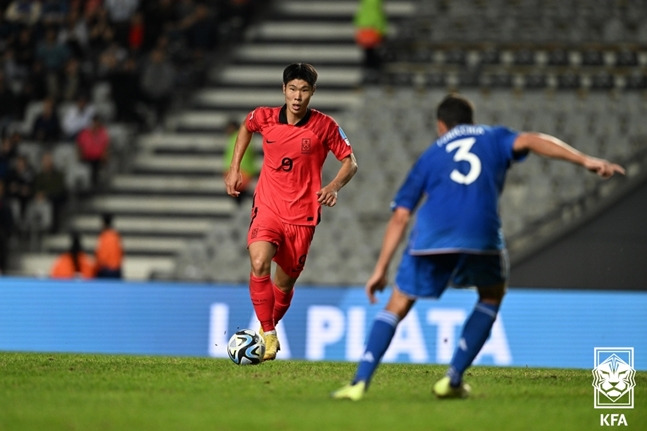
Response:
[375,310,399,327]
[250,273,271,283]
[475,302,499,318]
[272,283,294,299]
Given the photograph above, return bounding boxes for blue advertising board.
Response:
[0,277,645,370]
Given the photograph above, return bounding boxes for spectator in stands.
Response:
[108,54,145,127]
[0,179,14,274]
[2,48,29,90]
[87,7,115,59]
[62,93,95,140]
[5,153,34,218]
[223,119,257,206]
[59,57,91,103]
[0,71,18,135]
[35,26,71,93]
[0,131,19,181]
[9,27,37,74]
[94,212,123,279]
[4,0,42,28]
[26,59,49,102]
[50,231,95,279]
[24,190,53,242]
[57,8,90,60]
[32,150,66,232]
[40,0,68,28]
[96,41,127,79]
[140,0,178,52]
[180,2,217,61]
[354,0,387,84]
[127,11,145,55]
[104,0,140,48]
[75,113,109,187]
[140,47,176,130]
[31,97,62,144]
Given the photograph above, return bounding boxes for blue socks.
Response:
[353,310,399,385]
[448,301,499,387]
[352,302,499,389]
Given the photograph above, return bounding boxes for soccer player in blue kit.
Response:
[332,93,625,401]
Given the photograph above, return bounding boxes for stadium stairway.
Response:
[16,0,417,280]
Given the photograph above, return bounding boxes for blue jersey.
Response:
[392,124,524,254]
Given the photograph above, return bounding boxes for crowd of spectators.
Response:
[0,0,262,274]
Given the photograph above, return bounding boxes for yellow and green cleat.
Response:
[432,376,471,399]
[330,381,367,401]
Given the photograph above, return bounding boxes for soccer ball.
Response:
[227,329,265,365]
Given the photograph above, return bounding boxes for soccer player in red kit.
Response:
[224,63,358,360]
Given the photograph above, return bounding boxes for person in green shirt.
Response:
[223,119,258,206]
[354,0,387,82]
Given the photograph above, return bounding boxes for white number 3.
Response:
[445,137,481,185]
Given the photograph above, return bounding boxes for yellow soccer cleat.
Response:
[330,381,366,401]
[259,327,280,361]
[432,376,471,399]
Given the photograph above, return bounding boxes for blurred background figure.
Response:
[0,179,14,274]
[31,97,62,145]
[223,119,257,207]
[107,54,145,128]
[32,150,67,233]
[62,93,95,141]
[75,113,109,187]
[94,212,123,279]
[24,190,53,250]
[5,153,34,220]
[139,47,176,131]
[353,0,387,84]
[49,231,95,279]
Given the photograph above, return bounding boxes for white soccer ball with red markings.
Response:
[227,329,265,365]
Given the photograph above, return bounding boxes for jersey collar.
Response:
[279,104,312,126]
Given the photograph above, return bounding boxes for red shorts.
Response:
[247,206,316,277]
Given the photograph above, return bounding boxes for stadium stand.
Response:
[3,1,271,279]
[5,0,644,286]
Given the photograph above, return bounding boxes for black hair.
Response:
[282,63,318,87]
[436,94,475,129]
[69,232,82,272]
[102,213,113,228]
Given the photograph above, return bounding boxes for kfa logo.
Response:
[592,347,635,409]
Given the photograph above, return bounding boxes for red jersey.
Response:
[246,105,352,226]
[76,126,109,161]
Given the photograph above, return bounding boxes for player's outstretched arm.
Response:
[513,132,626,178]
[317,153,358,207]
[366,207,410,304]
[225,123,254,197]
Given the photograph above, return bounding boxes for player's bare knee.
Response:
[249,257,271,277]
[477,283,506,304]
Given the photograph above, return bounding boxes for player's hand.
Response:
[316,187,338,207]
[365,270,388,304]
[585,157,626,178]
[224,170,242,197]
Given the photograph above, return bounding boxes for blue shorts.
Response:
[394,251,509,299]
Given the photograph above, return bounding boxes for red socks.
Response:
[273,283,294,323]
[249,274,295,331]
[249,274,274,332]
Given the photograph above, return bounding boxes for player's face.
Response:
[283,79,314,121]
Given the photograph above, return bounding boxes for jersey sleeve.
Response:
[492,126,525,162]
[390,154,428,212]
[245,108,264,133]
[327,121,353,160]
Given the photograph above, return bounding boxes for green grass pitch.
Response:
[1,352,644,431]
